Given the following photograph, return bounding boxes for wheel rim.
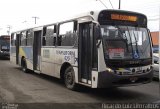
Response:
[21,59,26,72]
[22,66,26,72]
[65,71,74,86]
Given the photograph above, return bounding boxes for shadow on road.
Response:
[75,86,149,102]
[15,67,64,86]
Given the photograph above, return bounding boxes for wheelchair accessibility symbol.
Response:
[133,51,139,59]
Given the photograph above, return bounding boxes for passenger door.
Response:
[33,30,42,71]
[78,22,95,84]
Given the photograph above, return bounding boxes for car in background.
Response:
[153,45,158,53]
[0,35,10,59]
[153,53,159,79]
[153,48,158,54]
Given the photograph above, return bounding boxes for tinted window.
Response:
[42,25,56,46]
[59,22,77,46]
[21,31,27,46]
[26,30,33,46]
[11,33,16,46]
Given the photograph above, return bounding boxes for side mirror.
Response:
[94,25,101,47]
[94,25,101,40]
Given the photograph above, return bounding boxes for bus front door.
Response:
[33,30,41,71]
[78,22,93,84]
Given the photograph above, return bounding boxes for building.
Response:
[150,31,158,53]
[151,31,158,46]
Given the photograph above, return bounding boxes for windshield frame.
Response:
[101,25,152,61]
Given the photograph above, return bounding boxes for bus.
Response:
[10,9,153,90]
[0,35,10,58]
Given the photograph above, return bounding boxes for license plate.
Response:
[137,67,142,71]
[130,77,138,82]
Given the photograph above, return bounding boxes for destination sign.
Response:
[111,14,137,22]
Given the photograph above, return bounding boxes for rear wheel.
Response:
[64,66,77,90]
[21,58,28,73]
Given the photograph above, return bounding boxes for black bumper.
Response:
[97,70,153,88]
[0,52,10,57]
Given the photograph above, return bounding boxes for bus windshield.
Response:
[0,36,10,51]
[101,25,151,60]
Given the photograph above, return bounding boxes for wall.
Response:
[150,31,158,46]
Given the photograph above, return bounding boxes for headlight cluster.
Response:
[112,66,152,76]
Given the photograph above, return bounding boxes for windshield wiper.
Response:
[127,26,145,59]
[126,26,134,55]
[114,25,129,51]
[132,27,139,55]
[133,28,146,57]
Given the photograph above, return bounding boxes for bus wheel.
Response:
[21,58,27,73]
[64,66,77,90]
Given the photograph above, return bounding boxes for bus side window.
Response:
[21,31,27,46]
[14,33,17,46]
[59,21,77,46]
[11,33,16,46]
[26,30,32,46]
[44,25,56,46]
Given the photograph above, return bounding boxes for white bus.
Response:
[10,9,153,90]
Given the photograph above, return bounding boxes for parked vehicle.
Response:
[11,9,153,90]
[153,45,158,53]
[0,35,10,58]
[153,53,159,79]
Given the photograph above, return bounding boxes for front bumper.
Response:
[97,69,153,88]
[0,51,10,57]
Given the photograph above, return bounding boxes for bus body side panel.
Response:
[10,46,16,64]
[54,48,78,80]
[91,71,98,88]
[73,67,78,83]
[98,43,106,72]
[19,46,33,70]
[91,42,106,88]
[41,47,55,77]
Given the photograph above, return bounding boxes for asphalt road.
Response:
[0,59,160,109]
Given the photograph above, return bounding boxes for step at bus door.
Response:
[78,22,94,84]
[33,30,41,71]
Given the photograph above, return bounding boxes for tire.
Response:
[21,58,28,73]
[64,66,77,90]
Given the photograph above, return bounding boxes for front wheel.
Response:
[64,66,77,90]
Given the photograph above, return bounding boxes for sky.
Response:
[0,0,160,35]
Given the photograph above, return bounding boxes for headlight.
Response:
[106,67,113,72]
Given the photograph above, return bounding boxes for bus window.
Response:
[45,25,56,46]
[59,22,77,46]
[26,30,32,46]
[11,33,16,46]
[21,31,27,46]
